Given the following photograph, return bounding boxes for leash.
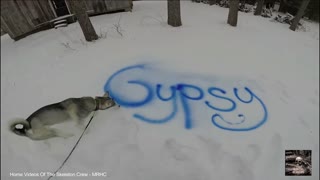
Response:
[47,111,97,180]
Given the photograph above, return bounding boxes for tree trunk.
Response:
[67,0,98,41]
[254,0,265,15]
[167,0,182,27]
[227,0,239,27]
[290,0,311,31]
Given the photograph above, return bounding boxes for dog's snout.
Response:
[111,100,116,105]
[106,98,115,105]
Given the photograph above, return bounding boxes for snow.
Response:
[1,1,319,180]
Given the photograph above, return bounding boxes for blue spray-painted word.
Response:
[104,64,268,131]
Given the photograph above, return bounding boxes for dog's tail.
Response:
[9,118,31,137]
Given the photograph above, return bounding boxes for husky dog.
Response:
[9,93,117,140]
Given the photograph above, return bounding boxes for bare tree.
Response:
[254,0,265,16]
[167,0,182,27]
[290,0,311,31]
[67,0,98,41]
[227,0,239,26]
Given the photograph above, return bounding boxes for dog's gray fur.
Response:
[9,93,116,140]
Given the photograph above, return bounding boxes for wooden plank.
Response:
[33,0,56,22]
[1,0,131,40]
[84,0,94,12]
[67,0,132,14]
[88,0,108,14]
[15,0,37,26]
[84,0,131,14]
[49,14,75,22]
[0,0,56,39]
[1,16,14,38]
[105,0,132,12]
[1,0,33,37]
[12,0,34,32]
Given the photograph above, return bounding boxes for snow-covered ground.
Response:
[1,1,319,180]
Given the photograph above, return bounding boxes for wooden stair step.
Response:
[53,19,68,25]
[54,23,68,29]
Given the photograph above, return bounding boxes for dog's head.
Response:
[95,97,116,110]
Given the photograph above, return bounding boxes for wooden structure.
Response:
[1,0,132,40]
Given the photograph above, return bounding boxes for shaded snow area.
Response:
[1,1,319,180]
